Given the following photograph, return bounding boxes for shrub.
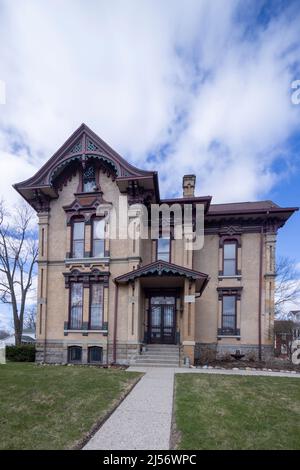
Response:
[199,346,216,364]
[6,344,36,362]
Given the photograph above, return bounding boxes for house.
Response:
[14,124,298,365]
[274,320,294,357]
[3,329,36,346]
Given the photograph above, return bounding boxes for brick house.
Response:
[14,124,298,365]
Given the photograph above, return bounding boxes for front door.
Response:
[149,296,176,344]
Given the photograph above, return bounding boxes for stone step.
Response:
[139,353,179,359]
[133,362,179,368]
[135,357,179,364]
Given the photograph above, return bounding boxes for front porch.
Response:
[114,260,209,365]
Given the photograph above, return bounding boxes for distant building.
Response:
[3,329,36,346]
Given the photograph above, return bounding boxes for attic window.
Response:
[83,164,96,192]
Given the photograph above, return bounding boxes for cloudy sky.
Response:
[0,0,300,327]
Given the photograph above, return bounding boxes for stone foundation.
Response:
[195,342,273,362]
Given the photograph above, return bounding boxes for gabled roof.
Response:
[14,123,159,208]
[115,260,209,294]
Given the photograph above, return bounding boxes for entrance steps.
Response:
[133,344,180,367]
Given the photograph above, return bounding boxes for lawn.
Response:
[174,374,300,450]
[0,363,141,450]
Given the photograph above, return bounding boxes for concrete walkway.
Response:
[84,365,300,450]
[83,368,174,450]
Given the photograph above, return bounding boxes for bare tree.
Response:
[275,256,300,318]
[24,305,37,330]
[0,200,38,345]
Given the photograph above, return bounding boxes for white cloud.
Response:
[0,0,299,205]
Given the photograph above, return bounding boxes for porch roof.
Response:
[115,260,209,295]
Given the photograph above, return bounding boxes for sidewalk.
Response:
[83,368,174,450]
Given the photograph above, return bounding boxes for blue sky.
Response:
[0,0,300,328]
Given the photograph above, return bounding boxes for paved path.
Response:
[84,366,299,450]
[83,368,174,450]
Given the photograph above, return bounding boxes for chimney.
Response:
[182,174,196,197]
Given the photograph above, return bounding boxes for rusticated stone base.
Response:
[195,342,273,362]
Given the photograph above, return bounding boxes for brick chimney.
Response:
[182,174,196,197]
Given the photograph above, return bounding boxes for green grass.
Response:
[174,374,300,450]
[0,363,141,450]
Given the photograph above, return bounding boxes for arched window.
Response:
[72,220,85,258]
[83,164,96,192]
[88,346,103,363]
[223,241,237,276]
[92,218,105,257]
[68,346,82,363]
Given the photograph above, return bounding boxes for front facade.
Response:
[14,124,297,365]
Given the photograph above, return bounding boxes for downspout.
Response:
[258,226,264,361]
[112,281,119,364]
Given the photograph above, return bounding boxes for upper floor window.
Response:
[83,164,96,192]
[72,221,85,258]
[89,284,104,329]
[92,219,105,257]
[223,241,237,276]
[69,283,83,329]
[157,237,171,262]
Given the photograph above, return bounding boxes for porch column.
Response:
[182,278,196,364]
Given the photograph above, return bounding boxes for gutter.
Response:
[112,281,119,364]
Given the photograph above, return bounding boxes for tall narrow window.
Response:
[92,219,105,257]
[223,242,237,276]
[72,221,85,258]
[83,164,96,192]
[70,283,83,329]
[222,295,236,334]
[157,237,170,262]
[89,284,104,329]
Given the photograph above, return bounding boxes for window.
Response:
[157,237,170,262]
[88,346,102,363]
[72,221,85,258]
[222,295,237,335]
[92,219,105,257]
[70,283,83,329]
[68,346,82,363]
[83,164,96,192]
[89,284,104,329]
[223,242,237,276]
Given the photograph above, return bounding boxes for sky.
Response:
[0,0,300,329]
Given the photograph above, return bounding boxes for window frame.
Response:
[68,345,82,363]
[69,282,83,330]
[156,237,171,262]
[221,294,237,335]
[88,346,103,364]
[222,240,238,276]
[91,217,105,258]
[82,163,97,193]
[89,283,104,330]
[71,218,85,259]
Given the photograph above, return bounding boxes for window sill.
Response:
[65,257,110,264]
[64,329,108,334]
[218,275,242,280]
[217,335,241,340]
